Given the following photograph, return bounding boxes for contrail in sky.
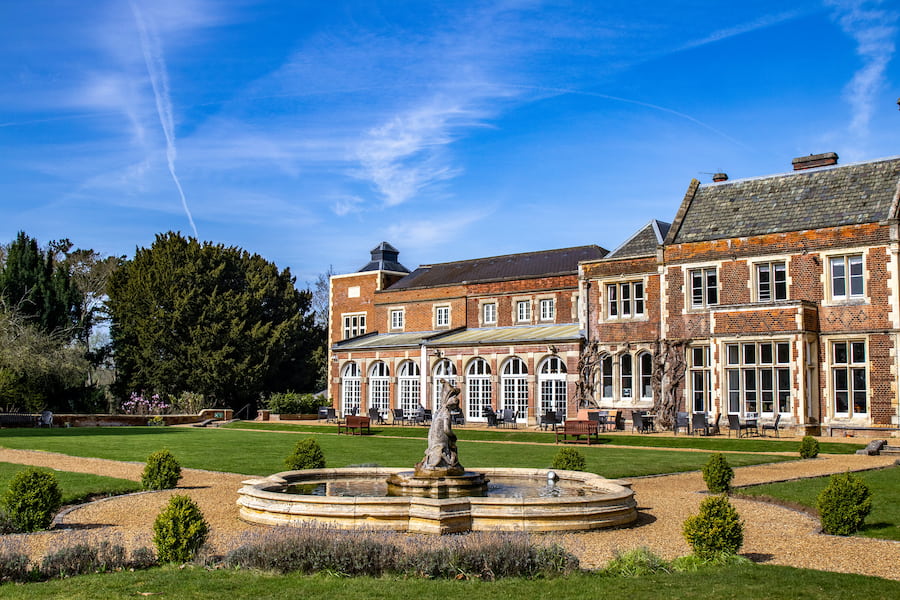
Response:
[130,1,199,238]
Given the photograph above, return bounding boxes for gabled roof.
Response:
[666,156,900,244]
[606,220,671,259]
[332,324,582,351]
[386,245,607,290]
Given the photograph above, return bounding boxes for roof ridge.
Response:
[699,154,900,188]
[418,244,606,268]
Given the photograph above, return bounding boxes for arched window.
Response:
[620,354,633,400]
[340,362,361,416]
[501,357,528,423]
[600,354,613,400]
[432,359,457,407]
[397,361,421,418]
[539,356,567,419]
[639,352,654,400]
[368,362,390,418]
[466,358,492,421]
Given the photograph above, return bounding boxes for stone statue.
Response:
[415,379,464,476]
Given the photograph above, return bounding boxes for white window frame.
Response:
[435,305,450,328]
[606,281,645,319]
[600,354,614,400]
[501,357,528,423]
[539,298,555,321]
[538,356,567,419]
[829,254,864,301]
[482,302,497,325]
[340,362,361,416]
[390,309,404,330]
[341,313,366,339]
[688,267,718,308]
[725,341,791,416]
[516,300,531,323]
[689,346,711,413]
[368,362,390,418]
[638,352,653,400]
[755,261,787,302]
[397,361,421,418]
[831,340,867,417]
[466,358,492,421]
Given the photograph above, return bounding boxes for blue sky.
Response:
[2,1,899,286]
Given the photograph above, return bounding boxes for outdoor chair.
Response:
[727,413,757,438]
[710,413,722,435]
[484,407,499,427]
[762,413,782,437]
[391,408,409,426]
[540,411,558,431]
[501,409,517,429]
[412,407,427,426]
[631,410,649,434]
[368,407,386,425]
[423,409,433,425]
[346,406,358,417]
[450,410,465,426]
[39,411,53,428]
[692,412,711,436]
[673,411,690,436]
[587,411,606,432]
[325,408,337,423]
[317,406,330,422]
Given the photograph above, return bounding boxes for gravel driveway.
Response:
[1,447,897,580]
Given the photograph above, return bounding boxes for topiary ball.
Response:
[702,452,734,494]
[141,449,182,490]
[682,494,744,559]
[285,438,326,470]
[1,468,62,532]
[817,471,872,535]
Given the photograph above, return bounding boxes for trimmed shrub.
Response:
[284,438,326,470]
[799,436,820,459]
[141,449,182,490]
[152,495,209,563]
[267,392,323,415]
[1,468,62,532]
[39,541,127,579]
[817,471,872,535]
[602,547,670,577]
[682,494,744,559]
[702,453,734,494]
[552,447,586,471]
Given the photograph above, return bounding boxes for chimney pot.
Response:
[792,152,838,171]
[712,172,728,182]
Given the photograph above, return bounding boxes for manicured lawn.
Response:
[738,465,900,540]
[0,427,793,478]
[0,462,140,505]
[3,564,899,599]
[224,420,864,454]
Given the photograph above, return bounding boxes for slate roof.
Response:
[666,156,900,244]
[359,241,410,273]
[387,245,607,290]
[333,331,438,350]
[605,220,671,259]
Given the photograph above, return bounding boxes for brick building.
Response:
[330,153,900,431]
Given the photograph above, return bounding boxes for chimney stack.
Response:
[792,152,838,171]
[712,172,728,182]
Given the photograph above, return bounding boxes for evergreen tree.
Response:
[107,232,319,409]
[0,231,81,338]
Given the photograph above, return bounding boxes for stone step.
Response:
[881,446,900,455]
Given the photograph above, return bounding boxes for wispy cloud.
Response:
[130,0,199,238]
[828,0,898,148]
[675,10,806,53]
[385,209,492,253]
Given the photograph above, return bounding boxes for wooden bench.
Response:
[555,420,599,445]
[337,415,371,435]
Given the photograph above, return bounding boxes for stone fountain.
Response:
[237,380,638,534]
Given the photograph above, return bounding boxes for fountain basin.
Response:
[237,467,637,534]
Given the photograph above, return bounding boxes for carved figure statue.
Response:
[415,379,464,476]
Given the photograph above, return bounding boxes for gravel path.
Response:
[1,447,898,580]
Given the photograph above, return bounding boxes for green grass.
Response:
[224,421,864,454]
[739,466,900,540]
[0,427,793,478]
[0,462,140,505]
[2,564,899,599]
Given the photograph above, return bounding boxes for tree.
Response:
[107,232,319,409]
[0,232,82,338]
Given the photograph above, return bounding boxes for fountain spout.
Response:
[415,379,464,477]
